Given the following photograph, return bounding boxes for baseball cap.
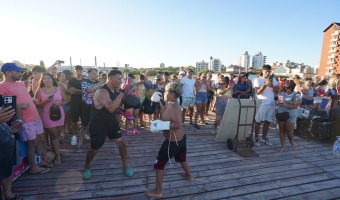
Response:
[128,73,135,79]
[188,68,193,72]
[179,71,186,75]
[1,63,27,72]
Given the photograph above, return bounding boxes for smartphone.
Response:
[35,155,41,164]
[57,60,65,64]
[269,75,274,80]
[0,95,17,121]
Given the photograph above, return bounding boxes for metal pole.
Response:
[70,57,72,70]
[95,56,97,67]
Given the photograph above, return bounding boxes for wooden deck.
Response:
[13,117,340,199]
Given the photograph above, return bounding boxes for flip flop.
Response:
[83,169,91,180]
[124,167,134,177]
[30,167,50,175]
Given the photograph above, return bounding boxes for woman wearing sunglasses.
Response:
[212,80,232,135]
[276,80,302,152]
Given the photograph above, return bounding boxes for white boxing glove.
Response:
[150,120,170,133]
[151,92,162,103]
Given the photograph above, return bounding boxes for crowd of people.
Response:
[1,61,340,199]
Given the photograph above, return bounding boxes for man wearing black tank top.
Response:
[82,70,134,180]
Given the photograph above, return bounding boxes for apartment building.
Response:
[211,58,221,72]
[319,22,340,76]
[238,51,251,69]
[252,52,267,68]
[196,60,209,72]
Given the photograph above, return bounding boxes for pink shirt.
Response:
[0,81,40,123]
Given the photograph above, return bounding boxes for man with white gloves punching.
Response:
[146,82,193,199]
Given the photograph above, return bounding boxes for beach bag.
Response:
[50,105,61,121]
[276,111,289,121]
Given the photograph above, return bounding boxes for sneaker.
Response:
[133,128,140,134]
[254,138,261,147]
[124,130,131,136]
[85,134,91,140]
[264,138,273,146]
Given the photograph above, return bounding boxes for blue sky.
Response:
[0,0,339,68]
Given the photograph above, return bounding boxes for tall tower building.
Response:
[319,22,340,76]
[238,51,251,69]
[196,60,209,72]
[252,52,267,68]
[211,58,221,72]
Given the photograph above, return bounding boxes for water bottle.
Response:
[71,135,77,146]
[332,136,340,156]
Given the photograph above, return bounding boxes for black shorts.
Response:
[90,129,122,150]
[71,101,82,122]
[154,135,187,170]
[81,102,92,126]
[125,102,141,109]
[0,125,15,181]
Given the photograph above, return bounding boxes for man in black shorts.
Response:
[82,70,134,180]
[68,65,83,140]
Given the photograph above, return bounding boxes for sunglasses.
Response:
[203,77,207,79]
[219,83,225,85]
[156,79,161,81]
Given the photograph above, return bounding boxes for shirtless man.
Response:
[82,69,134,180]
[146,82,193,198]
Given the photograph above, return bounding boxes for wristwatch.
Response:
[15,119,24,124]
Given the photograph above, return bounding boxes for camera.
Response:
[269,74,274,80]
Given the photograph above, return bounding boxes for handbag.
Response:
[276,111,289,121]
[50,104,61,121]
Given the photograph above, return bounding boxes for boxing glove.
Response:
[150,120,170,133]
[151,92,162,103]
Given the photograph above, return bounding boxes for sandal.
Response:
[83,169,91,180]
[124,167,135,177]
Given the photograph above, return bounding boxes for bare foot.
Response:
[292,143,297,150]
[180,172,193,181]
[145,189,163,198]
[279,147,284,152]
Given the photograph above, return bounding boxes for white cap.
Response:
[82,72,88,77]
[179,71,186,75]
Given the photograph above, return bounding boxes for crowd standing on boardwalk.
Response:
[1,61,340,199]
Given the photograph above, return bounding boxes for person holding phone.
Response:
[35,73,68,165]
[0,106,22,200]
[0,63,50,174]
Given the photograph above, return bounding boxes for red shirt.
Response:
[0,81,40,123]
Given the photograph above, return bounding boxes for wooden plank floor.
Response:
[12,115,340,200]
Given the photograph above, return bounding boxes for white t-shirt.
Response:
[253,77,278,105]
[181,77,196,97]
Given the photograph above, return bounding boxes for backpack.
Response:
[50,104,61,121]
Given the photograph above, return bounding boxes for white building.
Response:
[196,60,209,72]
[160,63,165,68]
[252,52,267,68]
[211,58,221,72]
[238,51,251,69]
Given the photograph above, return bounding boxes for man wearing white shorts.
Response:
[180,69,196,124]
[253,65,280,147]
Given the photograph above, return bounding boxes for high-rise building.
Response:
[319,22,340,76]
[160,63,165,68]
[252,52,267,68]
[238,51,251,69]
[211,58,221,72]
[196,60,209,72]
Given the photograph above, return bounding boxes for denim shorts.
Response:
[195,92,208,104]
[63,102,71,112]
[216,101,227,116]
